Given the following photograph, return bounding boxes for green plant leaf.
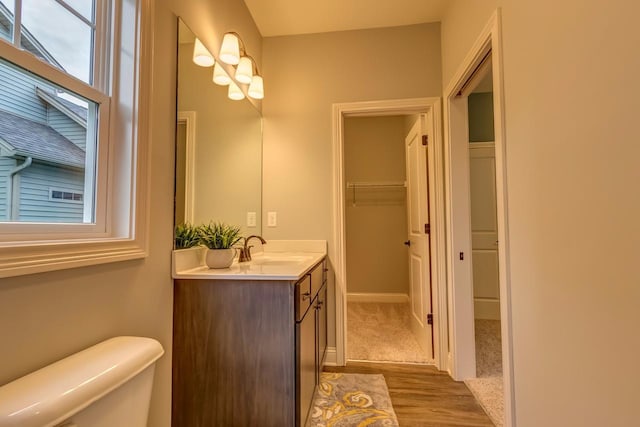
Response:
[198,221,242,249]
[174,223,202,249]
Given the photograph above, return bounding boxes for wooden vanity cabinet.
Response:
[172,257,327,427]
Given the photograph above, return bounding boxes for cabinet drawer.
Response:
[309,260,325,301]
[295,275,311,322]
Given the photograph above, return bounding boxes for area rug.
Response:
[307,373,399,427]
[347,302,430,364]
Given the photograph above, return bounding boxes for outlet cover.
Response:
[267,211,277,227]
[247,212,257,227]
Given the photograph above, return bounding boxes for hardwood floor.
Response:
[324,362,493,427]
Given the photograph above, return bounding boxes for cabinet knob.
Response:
[302,292,311,301]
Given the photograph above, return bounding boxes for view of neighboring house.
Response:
[0,3,88,223]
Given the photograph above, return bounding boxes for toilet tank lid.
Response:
[0,336,164,427]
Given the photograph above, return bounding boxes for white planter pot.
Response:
[205,248,236,269]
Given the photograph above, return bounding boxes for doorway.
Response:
[464,65,504,426]
[344,114,430,364]
[443,10,514,427]
[332,98,447,370]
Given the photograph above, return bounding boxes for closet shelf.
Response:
[346,181,406,189]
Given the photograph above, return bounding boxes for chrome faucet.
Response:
[238,235,267,262]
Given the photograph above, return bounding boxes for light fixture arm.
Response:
[223,32,261,76]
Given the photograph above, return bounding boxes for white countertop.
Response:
[172,240,327,281]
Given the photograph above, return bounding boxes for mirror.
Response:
[175,19,263,235]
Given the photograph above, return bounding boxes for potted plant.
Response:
[174,223,202,250]
[198,222,242,269]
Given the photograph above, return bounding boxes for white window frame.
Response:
[0,0,152,278]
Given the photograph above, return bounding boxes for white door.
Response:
[469,143,500,319]
[405,114,434,359]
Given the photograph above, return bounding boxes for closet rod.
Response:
[346,181,406,189]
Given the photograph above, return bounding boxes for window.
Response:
[0,0,106,225]
[0,0,152,277]
[50,189,84,203]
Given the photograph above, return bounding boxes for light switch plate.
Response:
[267,211,277,227]
[246,212,256,227]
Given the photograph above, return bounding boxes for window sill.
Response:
[0,238,148,278]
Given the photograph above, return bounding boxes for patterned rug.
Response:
[308,373,399,427]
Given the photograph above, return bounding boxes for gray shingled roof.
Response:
[0,110,85,168]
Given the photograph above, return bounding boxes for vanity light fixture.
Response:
[228,81,245,100]
[212,62,231,85]
[218,31,265,99]
[248,75,264,99]
[235,56,253,84]
[192,38,215,67]
[219,32,240,65]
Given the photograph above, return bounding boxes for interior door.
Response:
[405,114,434,359]
[469,143,500,319]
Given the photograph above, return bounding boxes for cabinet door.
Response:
[316,284,327,381]
[297,306,316,426]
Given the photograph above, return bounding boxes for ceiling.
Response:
[243,0,449,37]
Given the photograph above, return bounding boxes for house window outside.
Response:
[0,0,108,225]
[49,188,83,203]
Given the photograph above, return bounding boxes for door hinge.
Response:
[422,135,428,146]
[427,313,434,325]
[424,223,430,234]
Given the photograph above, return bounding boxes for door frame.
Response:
[331,97,448,370]
[443,10,515,426]
[177,111,196,223]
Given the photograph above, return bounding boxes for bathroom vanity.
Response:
[172,243,328,427]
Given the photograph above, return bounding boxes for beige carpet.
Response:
[308,372,399,427]
[465,319,504,426]
[347,302,430,364]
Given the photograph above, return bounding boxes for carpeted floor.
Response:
[347,302,430,364]
[465,319,504,426]
[307,372,399,427]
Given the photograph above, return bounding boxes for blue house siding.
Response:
[47,107,86,149]
[0,61,52,123]
[0,157,16,220]
[18,163,84,222]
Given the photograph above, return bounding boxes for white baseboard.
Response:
[474,298,501,320]
[323,347,337,366]
[347,293,409,303]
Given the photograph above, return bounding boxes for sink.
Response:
[250,254,314,266]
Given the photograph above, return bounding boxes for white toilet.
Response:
[0,336,164,427]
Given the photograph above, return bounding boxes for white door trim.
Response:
[443,10,515,427]
[331,97,448,370]
[177,111,196,223]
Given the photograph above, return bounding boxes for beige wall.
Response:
[262,23,441,347]
[0,1,261,427]
[344,116,409,295]
[262,23,441,242]
[442,1,640,425]
[178,40,262,233]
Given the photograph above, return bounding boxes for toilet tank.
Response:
[0,336,164,427]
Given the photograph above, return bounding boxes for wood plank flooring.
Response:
[324,362,493,427]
